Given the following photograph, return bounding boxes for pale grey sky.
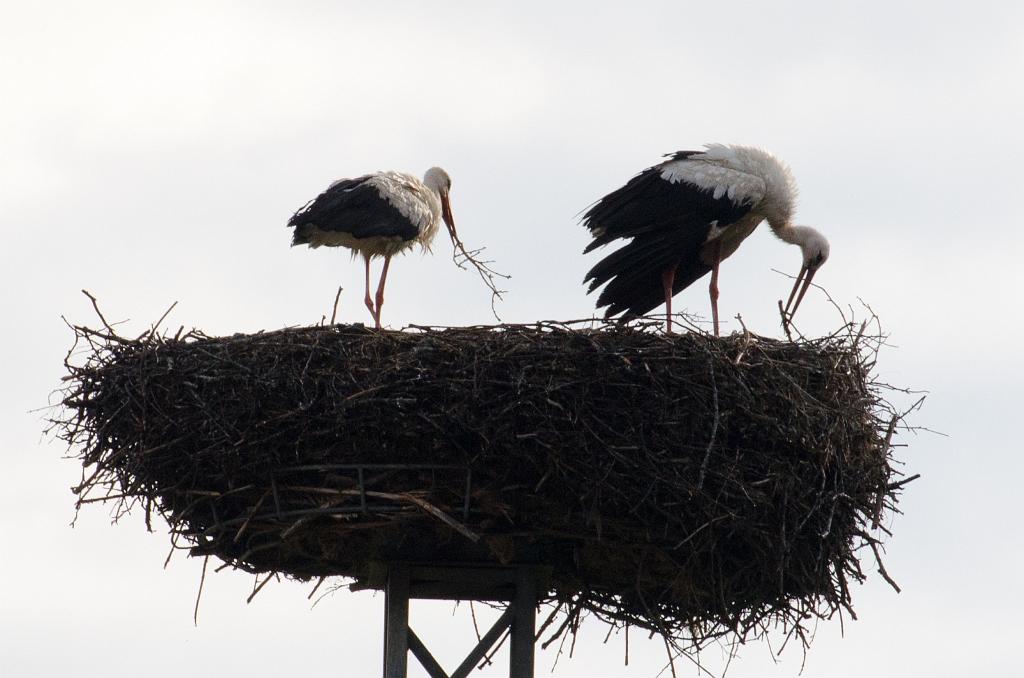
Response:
[3,1,1023,676]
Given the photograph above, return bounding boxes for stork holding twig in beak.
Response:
[581,144,829,335]
[288,167,457,329]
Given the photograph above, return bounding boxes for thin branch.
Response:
[151,300,179,337]
[447,230,510,320]
[194,555,209,625]
[330,286,343,325]
[81,289,113,334]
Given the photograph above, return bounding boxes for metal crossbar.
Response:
[382,564,537,678]
[273,463,475,521]
[192,464,477,540]
[407,629,449,678]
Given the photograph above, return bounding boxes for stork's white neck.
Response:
[774,224,830,265]
[773,222,807,245]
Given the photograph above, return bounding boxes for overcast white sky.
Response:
[3,1,1023,676]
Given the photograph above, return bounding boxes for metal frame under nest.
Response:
[378,564,538,678]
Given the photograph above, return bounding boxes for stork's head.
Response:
[423,167,456,241]
[783,225,830,325]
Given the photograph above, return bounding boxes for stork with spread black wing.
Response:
[582,144,829,335]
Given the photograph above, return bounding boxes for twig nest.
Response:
[55,320,908,649]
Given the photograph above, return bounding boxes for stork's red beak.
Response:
[440,190,457,243]
[783,263,817,324]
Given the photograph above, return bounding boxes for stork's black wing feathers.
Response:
[582,152,748,252]
[582,153,754,319]
[581,152,701,252]
[288,176,419,246]
[665,150,703,162]
[588,230,713,319]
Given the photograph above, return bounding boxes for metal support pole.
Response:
[383,564,410,678]
[378,564,538,678]
[510,567,537,678]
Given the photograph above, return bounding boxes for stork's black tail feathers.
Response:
[585,231,711,319]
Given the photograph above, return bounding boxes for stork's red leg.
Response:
[661,265,677,334]
[363,254,377,327]
[373,255,392,330]
[708,242,722,336]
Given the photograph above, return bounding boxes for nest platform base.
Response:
[380,563,538,678]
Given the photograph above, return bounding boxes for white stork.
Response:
[582,144,829,335]
[289,167,456,329]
